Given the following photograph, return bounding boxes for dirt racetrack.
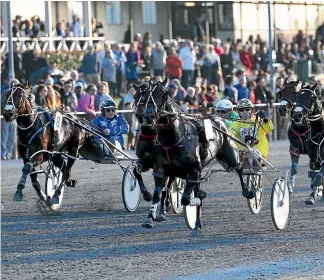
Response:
[1,140,324,280]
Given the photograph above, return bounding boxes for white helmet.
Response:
[216,99,233,111]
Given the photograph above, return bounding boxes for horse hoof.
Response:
[156,214,167,222]
[191,229,201,237]
[305,196,315,205]
[142,218,154,228]
[13,191,23,202]
[197,190,208,199]
[166,203,172,213]
[142,191,153,202]
[181,196,190,206]
[51,194,60,205]
[66,180,77,188]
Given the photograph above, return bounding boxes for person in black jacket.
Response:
[220,44,234,77]
[254,77,274,104]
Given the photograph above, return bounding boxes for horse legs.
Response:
[13,159,33,202]
[288,154,299,193]
[305,160,323,205]
[156,176,174,222]
[51,156,75,204]
[142,176,165,228]
[236,168,255,199]
[133,164,153,202]
[181,170,200,206]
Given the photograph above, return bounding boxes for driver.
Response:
[229,98,273,160]
[216,99,239,128]
[91,99,129,156]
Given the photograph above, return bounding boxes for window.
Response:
[106,1,121,24]
[218,2,234,30]
[142,1,157,25]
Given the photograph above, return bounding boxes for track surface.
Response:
[1,141,324,280]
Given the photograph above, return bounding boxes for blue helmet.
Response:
[100,99,116,110]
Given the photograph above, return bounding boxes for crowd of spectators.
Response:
[1,22,324,159]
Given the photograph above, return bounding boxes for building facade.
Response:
[2,1,324,45]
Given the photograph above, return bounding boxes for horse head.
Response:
[2,83,32,123]
[277,78,302,118]
[134,78,169,127]
[293,83,320,124]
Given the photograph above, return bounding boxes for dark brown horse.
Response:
[2,83,85,205]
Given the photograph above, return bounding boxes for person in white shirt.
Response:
[179,40,196,89]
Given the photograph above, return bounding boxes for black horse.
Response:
[2,84,85,204]
[136,79,250,232]
[277,78,315,193]
[133,82,179,220]
[292,82,323,205]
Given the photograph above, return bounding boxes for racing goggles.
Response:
[216,110,227,114]
[104,108,116,113]
[238,108,251,112]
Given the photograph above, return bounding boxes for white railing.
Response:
[0,37,130,53]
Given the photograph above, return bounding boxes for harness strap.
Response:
[291,128,311,153]
[155,134,185,165]
[26,121,51,159]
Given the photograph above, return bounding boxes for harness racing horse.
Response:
[292,83,324,205]
[133,82,178,220]
[277,78,313,193]
[136,79,250,233]
[2,84,85,205]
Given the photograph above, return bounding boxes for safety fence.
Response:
[1,103,290,160]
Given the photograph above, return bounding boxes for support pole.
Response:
[267,1,274,91]
[205,3,210,44]
[83,0,93,45]
[129,1,134,43]
[7,0,15,81]
[168,1,173,41]
[45,1,55,51]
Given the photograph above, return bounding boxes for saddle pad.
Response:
[204,119,214,141]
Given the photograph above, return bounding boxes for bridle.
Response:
[294,88,322,122]
[4,86,39,130]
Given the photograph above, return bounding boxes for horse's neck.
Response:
[310,117,324,135]
[16,103,37,132]
[157,117,183,146]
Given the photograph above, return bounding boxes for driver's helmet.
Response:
[216,99,233,117]
[100,99,117,111]
[237,98,253,120]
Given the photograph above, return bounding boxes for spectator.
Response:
[220,44,235,78]
[72,16,83,37]
[315,21,324,44]
[29,49,49,85]
[213,38,224,56]
[125,42,141,87]
[223,75,238,104]
[171,79,187,105]
[60,81,78,112]
[198,45,213,86]
[254,77,274,104]
[166,47,183,80]
[80,45,100,85]
[151,41,166,78]
[74,81,85,100]
[183,87,198,106]
[209,45,222,88]
[142,32,153,50]
[45,77,61,109]
[247,81,256,104]
[141,46,152,75]
[95,82,112,111]
[112,44,127,97]
[120,84,136,110]
[168,83,178,102]
[275,77,284,102]
[179,40,196,89]
[76,84,96,120]
[4,43,24,82]
[1,82,17,160]
[239,45,253,75]
[205,84,217,107]
[34,84,48,108]
[101,49,117,97]
[234,75,250,101]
